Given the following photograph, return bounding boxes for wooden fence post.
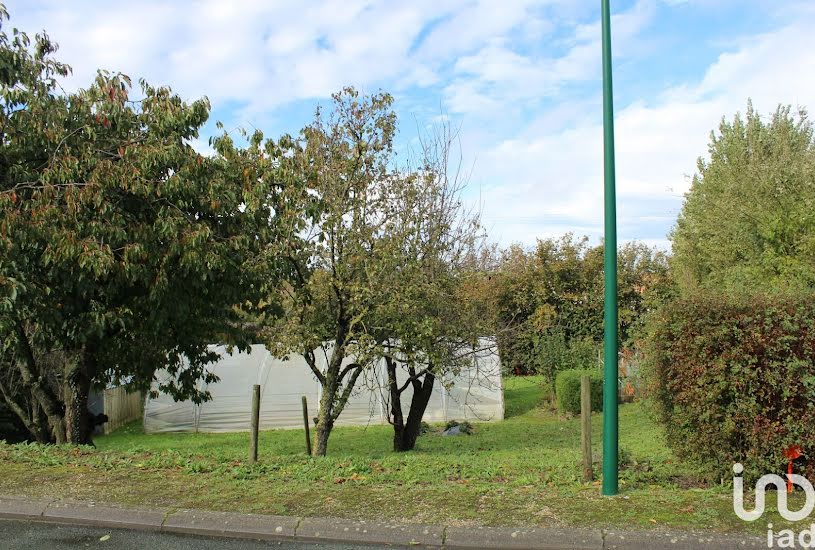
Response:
[581,375,593,482]
[249,384,260,464]
[302,395,312,456]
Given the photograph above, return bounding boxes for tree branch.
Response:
[331,364,362,421]
[303,349,325,386]
[397,365,433,394]
[0,377,38,439]
[339,362,361,382]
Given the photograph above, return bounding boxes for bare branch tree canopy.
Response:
[261,88,492,455]
[370,121,495,452]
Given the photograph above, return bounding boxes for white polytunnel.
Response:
[143,340,504,433]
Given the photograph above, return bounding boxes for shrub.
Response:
[535,331,599,378]
[555,369,603,415]
[642,292,815,482]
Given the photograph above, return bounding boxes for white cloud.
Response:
[411,0,547,62]
[441,0,654,115]
[7,0,591,117]
[9,0,451,109]
[473,14,815,247]
[6,0,814,251]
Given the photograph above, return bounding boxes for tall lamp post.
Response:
[601,0,619,497]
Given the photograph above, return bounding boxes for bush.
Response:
[555,369,603,415]
[534,330,598,378]
[642,292,815,482]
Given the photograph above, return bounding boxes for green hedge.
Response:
[555,369,603,415]
[642,292,815,482]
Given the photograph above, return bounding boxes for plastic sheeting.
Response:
[143,342,504,433]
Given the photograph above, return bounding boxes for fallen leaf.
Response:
[99,534,111,542]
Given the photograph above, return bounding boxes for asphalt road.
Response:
[0,519,407,550]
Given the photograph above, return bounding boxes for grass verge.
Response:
[0,376,794,533]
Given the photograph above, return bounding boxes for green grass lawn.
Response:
[0,376,786,532]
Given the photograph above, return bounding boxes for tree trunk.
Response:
[45,405,66,444]
[388,357,436,453]
[34,403,52,443]
[385,356,406,451]
[13,321,66,443]
[313,360,338,456]
[313,363,362,456]
[399,371,434,451]
[0,380,50,443]
[310,338,363,456]
[62,352,94,446]
[314,413,333,456]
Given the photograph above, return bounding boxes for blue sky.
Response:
[7,0,815,249]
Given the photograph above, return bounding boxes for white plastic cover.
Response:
[143,341,504,433]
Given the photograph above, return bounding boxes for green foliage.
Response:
[534,331,597,385]
[645,103,815,483]
[492,235,668,380]
[0,6,296,443]
[555,369,603,415]
[259,88,414,455]
[262,87,402,366]
[260,88,485,454]
[642,292,815,482]
[671,102,815,294]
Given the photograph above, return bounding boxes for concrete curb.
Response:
[0,495,765,549]
[163,509,299,540]
[43,500,166,531]
[444,525,602,549]
[296,517,443,547]
[601,528,767,549]
[0,495,56,520]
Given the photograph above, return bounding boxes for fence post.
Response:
[302,395,312,456]
[249,384,260,464]
[581,375,593,482]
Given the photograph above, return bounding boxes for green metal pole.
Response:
[601,0,619,497]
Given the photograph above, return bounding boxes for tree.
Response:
[261,91,488,455]
[490,235,668,388]
[644,104,815,482]
[0,7,294,444]
[671,103,815,294]
[261,88,398,456]
[370,125,488,452]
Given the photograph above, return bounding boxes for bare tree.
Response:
[367,122,495,451]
